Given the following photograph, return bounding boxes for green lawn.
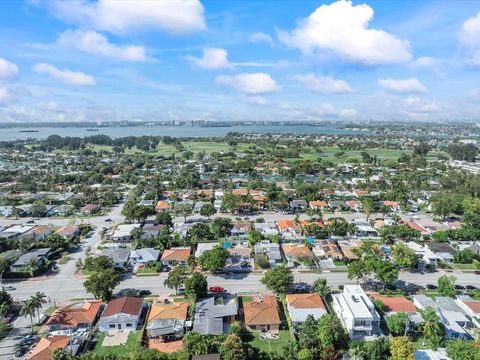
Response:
[94,331,142,356]
[58,256,71,265]
[248,330,291,355]
[454,263,477,270]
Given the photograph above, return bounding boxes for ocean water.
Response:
[0,124,368,141]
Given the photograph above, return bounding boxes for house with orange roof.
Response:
[146,301,189,339]
[28,336,72,360]
[346,200,362,212]
[369,294,417,314]
[382,201,400,212]
[46,300,103,331]
[353,189,369,197]
[252,195,268,209]
[161,247,191,266]
[276,219,302,239]
[456,296,480,318]
[282,244,315,268]
[232,189,249,196]
[286,293,327,323]
[309,200,328,210]
[155,201,173,213]
[320,189,335,196]
[243,295,281,333]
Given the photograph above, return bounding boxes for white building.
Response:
[332,285,381,340]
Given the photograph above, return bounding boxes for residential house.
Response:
[346,201,362,212]
[332,285,381,340]
[80,204,100,215]
[129,248,160,267]
[254,221,278,237]
[10,248,51,272]
[355,220,379,237]
[155,201,173,213]
[286,293,327,324]
[46,300,103,331]
[192,295,238,335]
[412,295,473,340]
[100,249,130,269]
[276,220,302,239]
[309,201,328,211]
[52,205,74,216]
[98,297,144,332]
[426,242,456,263]
[146,301,189,339]
[312,239,343,260]
[290,200,308,212]
[231,221,252,237]
[28,336,73,360]
[456,296,480,319]
[328,200,346,212]
[225,245,252,272]
[161,247,191,267]
[111,224,141,242]
[141,224,162,239]
[254,241,283,267]
[55,226,80,239]
[195,243,218,258]
[243,295,281,334]
[382,201,400,212]
[369,294,417,314]
[0,225,34,239]
[282,244,315,268]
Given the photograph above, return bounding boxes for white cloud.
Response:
[0,86,30,105]
[378,77,427,93]
[244,95,268,106]
[215,73,279,94]
[0,58,19,79]
[33,63,96,86]
[340,108,357,119]
[57,29,148,61]
[404,96,438,113]
[50,0,206,35]
[294,74,352,94]
[461,11,480,46]
[249,32,274,46]
[278,0,412,65]
[185,47,233,70]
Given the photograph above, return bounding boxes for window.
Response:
[126,323,133,328]
[109,324,115,328]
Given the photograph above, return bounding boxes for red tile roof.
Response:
[28,336,70,360]
[370,294,416,313]
[46,301,103,328]
[101,297,143,318]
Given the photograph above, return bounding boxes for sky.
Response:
[0,0,480,123]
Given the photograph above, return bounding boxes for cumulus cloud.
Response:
[57,29,148,61]
[244,95,268,106]
[461,11,480,46]
[249,32,274,46]
[294,74,352,94]
[0,87,31,105]
[33,63,96,86]
[185,47,233,70]
[0,58,19,79]
[278,0,412,65]
[378,77,427,93]
[215,73,279,94]
[404,96,438,114]
[49,0,206,35]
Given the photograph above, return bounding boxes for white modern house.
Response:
[332,285,381,340]
[98,297,144,333]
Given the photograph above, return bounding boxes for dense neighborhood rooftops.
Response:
[29,336,71,360]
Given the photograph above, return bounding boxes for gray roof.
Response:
[12,248,51,266]
[146,318,183,336]
[192,295,237,335]
[130,248,160,262]
[100,248,130,264]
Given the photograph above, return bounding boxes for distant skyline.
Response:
[0,0,480,123]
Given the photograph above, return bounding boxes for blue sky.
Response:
[0,0,480,123]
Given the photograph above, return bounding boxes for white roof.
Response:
[341,285,376,319]
[195,242,218,258]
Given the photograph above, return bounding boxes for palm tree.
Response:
[418,306,443,346]
[31,292,47,321]
[20,299,37,333]
[312,277,331,297]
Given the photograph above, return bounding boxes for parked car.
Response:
[466,285,477,290]
[426,284,437,290]
[139,290,152,296]
[474,270,480,275]
[105,218,112,222]
[455,284,465,290]
[26,220,35,224]
[177,288,185,295]
[209,286,225,293]
[3,285,15,291]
